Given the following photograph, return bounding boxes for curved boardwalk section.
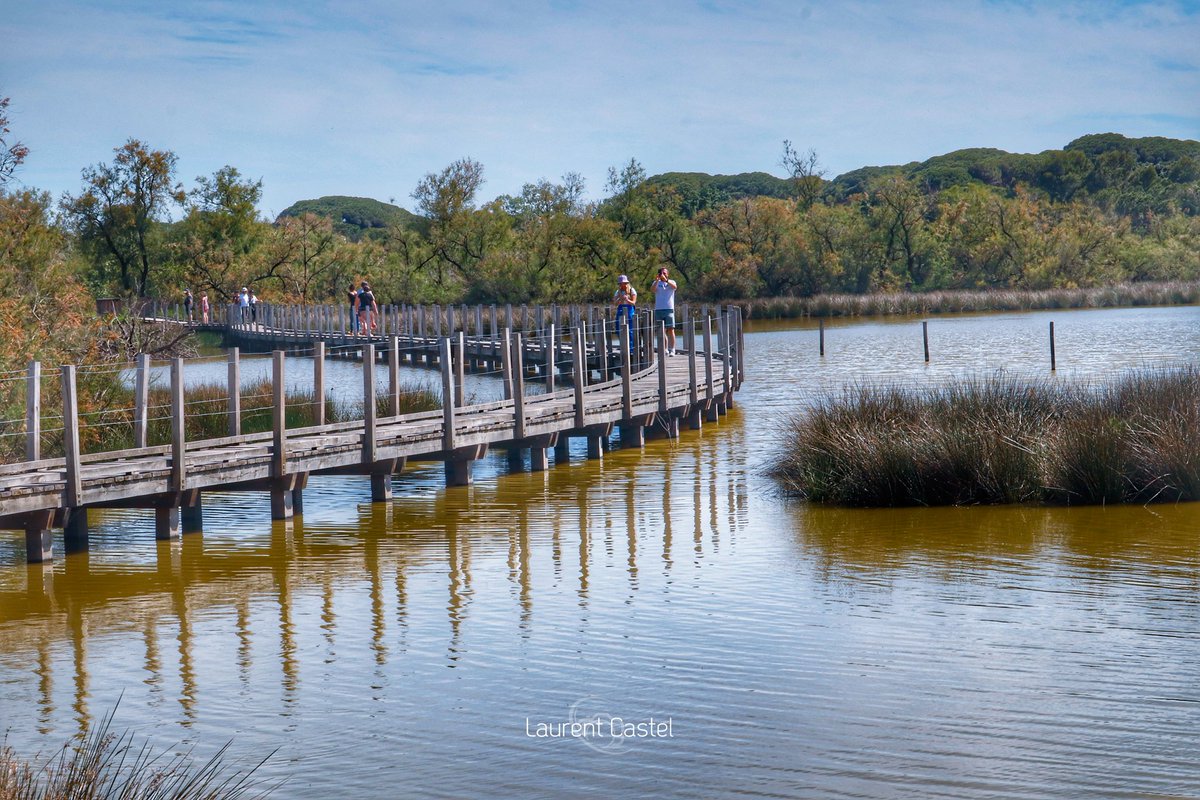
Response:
[0,303,743,563]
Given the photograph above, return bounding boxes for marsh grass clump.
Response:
[771,367,1200,507]
[0,708,276,800]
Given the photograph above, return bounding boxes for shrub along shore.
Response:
[770,368,1200,507]
[740,280,1200,320]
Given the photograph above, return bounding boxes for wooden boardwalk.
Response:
[1,304,743,563]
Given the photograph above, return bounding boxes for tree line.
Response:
[5,96,1200,330]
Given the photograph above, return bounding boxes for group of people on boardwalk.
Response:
[348,281,379,336]
[182,272,673,346]
[613,268,678,355]
[182,289,210,323]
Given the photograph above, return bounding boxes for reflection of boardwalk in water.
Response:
[2,305,744,564]
[0,425,750,740]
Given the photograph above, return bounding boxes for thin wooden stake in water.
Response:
[922,321,930,363]
[819,319,825,357]
[1050,321,1056,371]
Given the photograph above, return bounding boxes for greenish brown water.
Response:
[2,305,1200,798]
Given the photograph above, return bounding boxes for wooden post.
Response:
[25,361,40,461]
[620,325,632,419]
[362,343,376,464]
[62,365,82,509]
[313,341,326,426]
[573,327,587,429]
[170,358,186,492]
[132,354,149,448]
[505,303,514,332]
[512,333,526,439]
[598,319,609,382]
[545,323,556,392]
[1050,321,1056,371]
[720,311,732,410]
[686,317,701,429]
[657,321,668,416]
[501,328,513,400]
[271,351,286,478]
[227,348,241,436]
[441,337,455,452]
[455,331,466,408]
[389,336,401,417]
[819,318,825,357]
[922,320,930,363]
[736,306,745,387]
[704,316,716,421]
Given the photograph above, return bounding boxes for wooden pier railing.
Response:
[1,304,743,564]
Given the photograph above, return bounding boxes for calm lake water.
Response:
[3,305,1200,799]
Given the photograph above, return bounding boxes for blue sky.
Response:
[2,0,1198,216]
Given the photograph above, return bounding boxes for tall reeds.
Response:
[0,708,276,800]
[741,280,1200,320]
[770,367,1200,507]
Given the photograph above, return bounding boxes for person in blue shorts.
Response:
[612,274,637,354]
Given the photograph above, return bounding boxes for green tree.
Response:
[61,139,185,297]
[173,166,267,298]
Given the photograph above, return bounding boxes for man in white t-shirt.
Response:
[653,267,678,355]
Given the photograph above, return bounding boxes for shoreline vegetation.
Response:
[739,280,1200,320]
[0,708,276,800]
[769,367,1200,507]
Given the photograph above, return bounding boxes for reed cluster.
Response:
[742,281,1200,320]
[770,368,1200,507]
[0,710,275,800]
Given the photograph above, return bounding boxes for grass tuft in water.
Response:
[771,367,1200,507]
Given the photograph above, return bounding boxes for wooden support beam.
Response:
[441,337,456,452]
[313,341,326,426]
[455,331,466,408]
[155,506,180,540]
[25,361,40,461]
[512,332,526,439]
[620,327,632,419]
[25,510,54,563]
[271,351,286,478]
[228,348,241,436]
[573,327,587,429]
[133,353,149,448]
[181,489,203,533]
[501,328,513,400]
[389,336,401,417]
[63,507,88,552]
[545,323,556,392]
[62,365,82,508]
[362,343,377,464]
[657,321,668,416]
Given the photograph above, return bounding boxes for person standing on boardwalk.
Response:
[653,267,678,355]
[613,274,637,353]
[358,281,378,335]
[183,289,193,322]
[200,291,210,323]
[238,287,250,324]
[249,290,259,323]
[347,285,360,335]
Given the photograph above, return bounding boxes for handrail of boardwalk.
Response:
[2,305,744,563]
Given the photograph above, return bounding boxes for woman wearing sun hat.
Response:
[612,274,637,353]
